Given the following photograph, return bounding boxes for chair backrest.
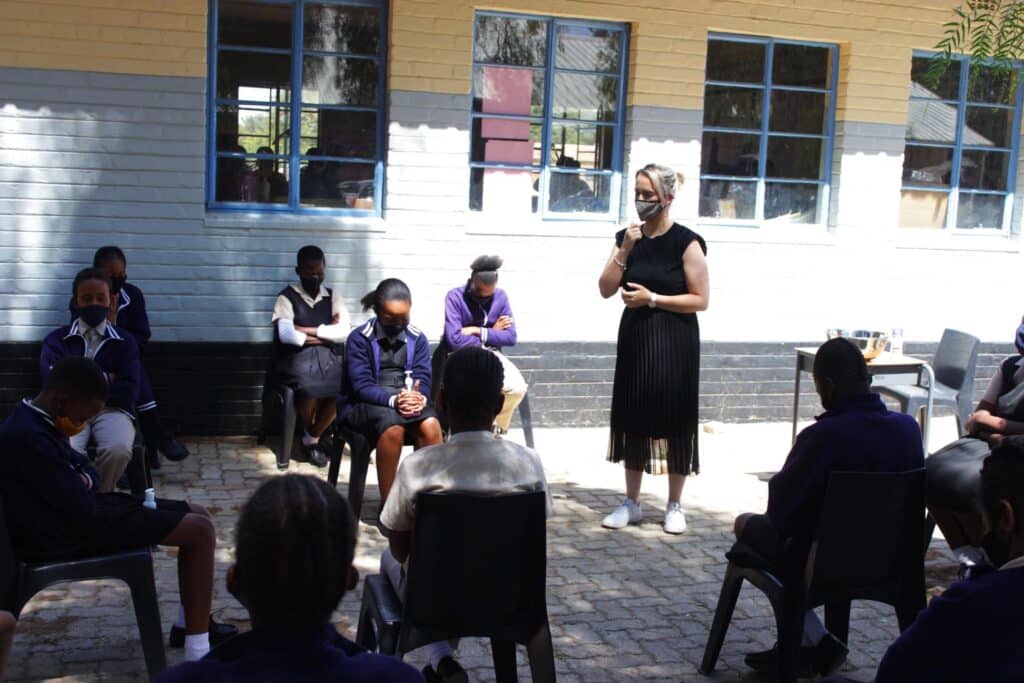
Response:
[400,491,547,651]
[808,469,925,606]
[932,328,980,394]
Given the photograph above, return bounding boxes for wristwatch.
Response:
[648,293,658,309]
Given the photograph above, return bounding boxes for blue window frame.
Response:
[900,54,1023,231]
[206,0,387,216]
[469,11,628,219]
[698,34,839,225]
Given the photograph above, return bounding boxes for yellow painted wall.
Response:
[0,0,978,123]
[0,0,207,78]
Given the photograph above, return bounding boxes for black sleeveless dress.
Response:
[273,286,343,400]
[608,223,706,475]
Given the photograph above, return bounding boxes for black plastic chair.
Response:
[259,379,297,471]
[699,469,927,683]
[874,329,980,436]
[0,495,166,679]
[326,422,373,520]
[355,491,555,682]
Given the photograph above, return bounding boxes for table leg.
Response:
[921,364,935,452]
[792,357,802,446]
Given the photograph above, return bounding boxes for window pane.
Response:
[302,56,378,106]
[701,132,760,176]
[304,3,380,54]
[766,137,823,180]
[706,40,765,84]
[218,1,291,50]
[956,192,1004,228]
[901,145,954,186]
[474,16,548,67]
[313,109,377,159]
[968,63,1017,105]
[550,124,615,170]
[473,66,544,115]
[548,172,611,213]
[899,190,949,227]
[770,90,828,134]
[471,118,542,164]
[703,86,762,129]
[964,106,1014,148]
[555,26,621,72]
[216,104,291,154]
[552,73,618,122]
[772,43,829,88]
[215,156,290,204]
[217,50,291,99]
[905,99,958,143]
[960,149,1010,191]
[765,182,820,223]
[911,56,961,100]
[470,167,539,212]
[699,179,756,219]
[299,161,375,208]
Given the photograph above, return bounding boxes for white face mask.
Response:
[636,199,664,221]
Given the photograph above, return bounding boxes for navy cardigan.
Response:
[338,319,432,420]
[40,320,141,414]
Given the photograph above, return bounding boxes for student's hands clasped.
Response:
[396,379,426,417]
[968,409,1007,445]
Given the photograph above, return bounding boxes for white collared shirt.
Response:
[77,319,109,359]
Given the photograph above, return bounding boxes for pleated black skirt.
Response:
[608,307,700,476]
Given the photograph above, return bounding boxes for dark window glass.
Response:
[698,179,756,219]
[217,51,292,99]
[552,73,618,122]
[959,149,1010,191]
[772,43,829,88]
[299,160,375,208]
[700,132,760,177]
[911,56,962,100]
[706,40,765,83]
[901,145,954,187]
[905,99,958,143]
[304,3,379,54]
[215,156,291,204]
[703,86,762,129]
[555,26,621,72]
[968,63,1017,105]
[964,106,1014,148]
[766,137,823,180]
[218,1,292,49]
[216,104,291,154]
[765,182,820,222]
[770,90,828,134]
[474,16,548,67]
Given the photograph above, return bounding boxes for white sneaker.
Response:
[602,499,643,529]
[664,502,687,534]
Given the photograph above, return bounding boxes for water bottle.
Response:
[404,370,414,392]
[143,488,157,510]
[890,328,904,356]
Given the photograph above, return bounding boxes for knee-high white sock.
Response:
[802,609,828,647]
[184,632,210,661]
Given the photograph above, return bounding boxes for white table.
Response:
[791,347,935,447]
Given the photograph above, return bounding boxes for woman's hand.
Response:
[460,326,482,337]
[493,316,513,330]
[621,282,654,309]
[396,380,426,417]
[620,223,643,252]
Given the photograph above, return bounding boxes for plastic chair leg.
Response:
[125,557,167,679]
[278,386,296,471]
[327,435,344,487]
[491,638,517,683]
[698,562,745,674]
[355,588,378,651]
[824,600,851,645]
[526,619,557,683]
[519,394,535,450]
[777,593,805,683]
[348,441,372,521]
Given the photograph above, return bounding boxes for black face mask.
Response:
[110,275,127,295]
[380,323,407,338]
[299,276,322,298]
[982,530,1011,569]
[77,304,109,328]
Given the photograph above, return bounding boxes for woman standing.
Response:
[598,164,709,534]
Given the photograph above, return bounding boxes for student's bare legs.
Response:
[413,417,442,449]
[160,504,215,635]
[376,425,405,502]
[0,610,15,681]
[625,468,643,500]
[668,473,686,504]
[311,397,336,438]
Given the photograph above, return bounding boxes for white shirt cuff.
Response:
[316,323,349,344]
[276,318,306,346]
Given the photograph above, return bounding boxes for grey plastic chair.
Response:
[874,328,980,437]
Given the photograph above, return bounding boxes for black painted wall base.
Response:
[2,341,1012,436]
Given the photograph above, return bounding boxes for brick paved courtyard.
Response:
[5,419,962,682]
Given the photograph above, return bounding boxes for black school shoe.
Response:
[169,618,239,648]
[422,657,468,683]
[744,633,848,678]
[160,437,190,462]
[305,443,328,468]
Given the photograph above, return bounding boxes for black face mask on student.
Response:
[77,304,109,328]
[299,276,322,298]
[109,275,127,295]
[380,323,407,338]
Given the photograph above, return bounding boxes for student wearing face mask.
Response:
[439,255,527,435]
[338,278,442,505]
[0,357,235,662]
[925,316,1024,572]
[42,268,141,492]
[597,163,710,535]
[77,246,191,465]
[272,245,352,467]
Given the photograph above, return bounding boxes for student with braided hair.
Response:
[156,474,421,682]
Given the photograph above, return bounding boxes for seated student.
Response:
[299,148,331,200]
[925,316,1024,570]
[44,268,140,492]
[875,437,1024,683]
[441,255,528,435]
[271,245,351,467]
[0,357,236,661]
[254,146,289,203]
[155,474,422,682]
[380,346,551,683]
[82,246,190,463]
[339,278,442,503]
[732,338,924,678]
